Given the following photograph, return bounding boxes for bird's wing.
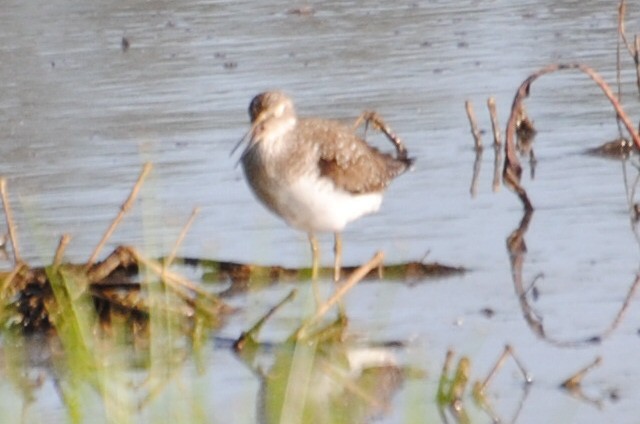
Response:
[296,119,411,194]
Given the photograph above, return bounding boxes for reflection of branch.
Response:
[438,347,531,424]
[477,345,531,393]
[506,209,544,336]
[560,357,604,409]
[470,149,482,197]
[473,345,532,424]
[561,356,602,390]
[592,275,640,342]
[492,144,502,193]
[503,63,640,211]
[507,210,640,347]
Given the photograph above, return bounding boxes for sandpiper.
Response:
[237,91,413,281]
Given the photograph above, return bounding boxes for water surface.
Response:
[1,0,640,423]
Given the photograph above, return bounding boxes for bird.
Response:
[236,91,413,282]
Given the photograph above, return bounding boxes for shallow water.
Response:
[2,0,640,423]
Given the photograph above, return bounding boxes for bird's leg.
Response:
[333,232,342,282]
[308,233,322,309]
[333,232,347,321]
[308,233,320,280]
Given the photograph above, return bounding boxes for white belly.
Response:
[269,174,383,233]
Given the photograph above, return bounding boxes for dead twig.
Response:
[0,178,21,264]
[129,247,223,309]
[465,100,483,150]
[86,163,152,269]
[234,289,297,352]
[52,234,72,269]
[487,97,501,147]
[560,356,602,390]
[0,263,27,295]
[503,63,640,211]
[477,345,532,395]
[470,345,531,424]
[618,0,635,58]
[164,207,200,268]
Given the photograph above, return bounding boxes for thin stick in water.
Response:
[164,207,201,268]
[618,1,634,57]
[479,345,532,393]
[52,234,72,268]
[130,247,222,306]
[0,178,21,264]
[503,63,640,211]
[465,100,483,150]
[560,357,602,390]
[86,163,153,268]
[487,97,501,147]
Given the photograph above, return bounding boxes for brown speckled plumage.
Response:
[242,92,413,199]
[300,118,412,194]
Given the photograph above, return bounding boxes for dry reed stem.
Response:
[164,207,200,268]
[478,345,531,393]
[52,234,72,269]
[129,247,221,307]
[560,357,602,390]
[617,3,623,110]
[235,289,297,351]
[441,350,454,379]
[503,63,640,211]
[86,163,153,268]
[0,178,21,265]
[465,100,483,150]
[296,251,384,338]
[618,1,635,58]
[0,263,25,295]
[487,97,501,147]
[253,289,296,331]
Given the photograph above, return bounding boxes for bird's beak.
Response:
[230,110,272,166]
[230,129,250,157]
